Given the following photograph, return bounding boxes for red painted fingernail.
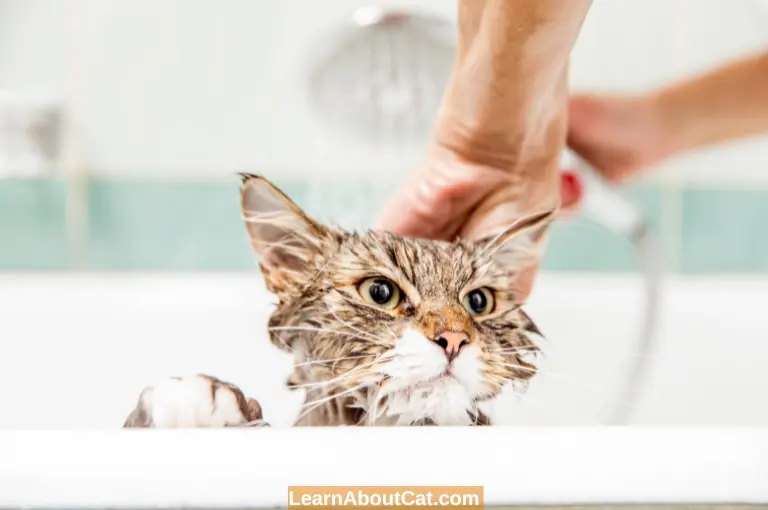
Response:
[560,170,585,208]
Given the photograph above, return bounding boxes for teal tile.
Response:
[83,177,397,270]
[255,176,399,232]
[542,186,663,271]
[85,178,665,272]
[291,179,663,273]
[87,180,256,270]
[0,174,670,273]
[0,179,67,269]
[681,188,768,273]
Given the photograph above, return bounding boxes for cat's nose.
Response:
[434,331,470,362]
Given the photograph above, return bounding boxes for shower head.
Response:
[560,149,648,240]
[306,6,455,146]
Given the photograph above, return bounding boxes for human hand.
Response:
[567,94,671,183]
[374,0,592,303]
[375,146,583,241]
[375,118,584,302]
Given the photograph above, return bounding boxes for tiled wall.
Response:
[1,0,766,180]
[0,0,767,272]
[2,175,767,273]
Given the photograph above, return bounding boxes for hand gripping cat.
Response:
[124,175,554,428]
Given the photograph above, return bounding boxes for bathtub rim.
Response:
[1,427,767,508]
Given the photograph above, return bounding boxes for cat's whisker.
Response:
[267,325,388,346]
[329,310,395,343]
[469,218,544,269]
[484,373,516,393]
[375,321,399,341]
[243,223,317,248]
[289,353,395,390]
[304,256,334,288]
[366,385,387,425]
[297,379,381,423]
[243,214,323,247]
[270,331,292,351]
[469,227,509,263]
[293,354,376,368]
[499,352,545,363]
[352,387,386,426]
[497,346,543,355]
[274,324,382,344]
[288,368,370,391]
[501,362,543,376]
[260,259,305,277]
[332,350,396,374]
[289,371,372,392]
[244,231,323,270]
[246,236,304,252]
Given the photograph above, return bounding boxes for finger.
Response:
[374,165,495,240]
[374,173,457,240]
[559,170,584,213]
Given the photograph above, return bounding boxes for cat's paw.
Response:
[123,374,268,428]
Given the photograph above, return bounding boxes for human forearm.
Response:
[434,0,593,169]
[656,51,768,154]
[377,0,590,265]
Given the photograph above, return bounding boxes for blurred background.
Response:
[1,0,768,428]
[2,0,768,270]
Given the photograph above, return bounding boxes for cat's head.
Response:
[241,174,553,426]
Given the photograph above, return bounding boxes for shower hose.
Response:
[562,150,662,425]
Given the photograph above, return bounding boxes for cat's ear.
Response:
[240,174,327,291]
[479,209,556,270]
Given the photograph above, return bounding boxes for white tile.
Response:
[0,0,765,183]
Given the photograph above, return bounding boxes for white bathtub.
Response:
[2,272,768,507]
[1,428,767,507]
[2,272,768,428]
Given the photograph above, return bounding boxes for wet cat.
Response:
[124,175,554,427]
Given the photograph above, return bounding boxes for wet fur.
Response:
[124,175,553,428]
[242,175,551,427]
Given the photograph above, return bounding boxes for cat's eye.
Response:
[463,287,495,316]
[358,277,401,310]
